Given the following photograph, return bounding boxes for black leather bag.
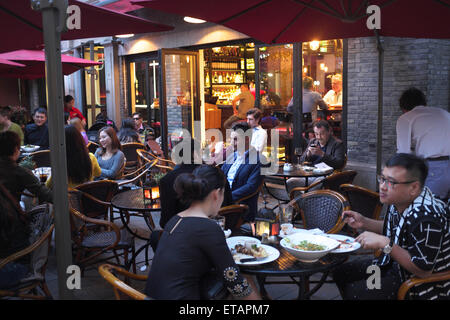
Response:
[199,270,228,300]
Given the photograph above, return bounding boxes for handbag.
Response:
[199,270,229,300]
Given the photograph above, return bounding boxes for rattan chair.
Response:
[263,175,290,205]
[116,159,158,189]
[290,170,358,200]
[339,184,383,220]
[218,204,249,232]
[398,271,450,300]
[291,189,350,234]
[0,203,54,300]
[29,150,51,168]
[68,189,136,273]
[137,148,176,170]
[122,142,146,175]
[75,180,119,222]
[98,264,148,300]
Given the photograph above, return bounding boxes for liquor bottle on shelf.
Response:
[218,73,223,84]
[205,73,210,87]
[213,72,218,84]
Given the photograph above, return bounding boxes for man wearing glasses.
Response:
[132,112,151,135]
[333,153,449,300]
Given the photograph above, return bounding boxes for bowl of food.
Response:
[280,233,340,263]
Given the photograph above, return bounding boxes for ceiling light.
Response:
[115,34,134,38]
[309,41,320,51]
[184,16,206,24]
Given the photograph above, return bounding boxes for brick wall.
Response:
[347,37,450,167]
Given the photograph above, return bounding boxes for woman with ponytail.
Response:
[145,165,260,300]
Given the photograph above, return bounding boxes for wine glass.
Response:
[294,147,303,166]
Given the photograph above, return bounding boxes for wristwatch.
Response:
[383,238,394,255]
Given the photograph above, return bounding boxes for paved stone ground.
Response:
[43,194,344,300]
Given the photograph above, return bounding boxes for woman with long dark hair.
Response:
[145,164,260,300]
[95,126,125,180]
[117,118,140,144]
[46,125,101,188]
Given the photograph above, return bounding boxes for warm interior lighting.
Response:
[115,34,134,38]
[184,16,206,24]
[309,41,320,51]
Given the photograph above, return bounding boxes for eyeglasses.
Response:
[377,174,417,189]
[133,117,140,121]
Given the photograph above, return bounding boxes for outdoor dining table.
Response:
[111,188,161,270]
[238,241,348,300]
[271,164,332,186]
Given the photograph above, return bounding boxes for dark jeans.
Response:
[0,262,29,289]
[332,256,402,300]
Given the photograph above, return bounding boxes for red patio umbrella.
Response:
[0,58,25,69]
[133,0,450,44]
[0,49,101,79]
[0,0,173,53]
[102,0,143,13]
[0,0,172,300]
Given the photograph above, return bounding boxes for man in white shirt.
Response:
[246,108,267,153]
[323,74,342,106]
[396,87,450,199]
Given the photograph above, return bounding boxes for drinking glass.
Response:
[281,204,294,224]
[215,216,225,230]
[294,147,302,166]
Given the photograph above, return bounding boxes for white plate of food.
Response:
[278,228,324,238]
[226,237,279,266]
[325,234,361,253]
[21,144,40,153]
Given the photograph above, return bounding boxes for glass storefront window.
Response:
[259,44,293,112]
[163,53,198,146]
[84,46,106,128]
[302,40,343,99]
[130,61,148,118]
[129,59,160,137]
[302,39,343,138]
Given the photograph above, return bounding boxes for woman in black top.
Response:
[145,165,260,300]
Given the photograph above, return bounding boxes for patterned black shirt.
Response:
[382,187,449,299]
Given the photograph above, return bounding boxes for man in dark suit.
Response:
[287,119,346,192]
[24,108,49,150]
[221,122,263,222]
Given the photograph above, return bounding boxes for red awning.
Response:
[0,49,102,79]
[133,0,450,43]
[0,0,173,53]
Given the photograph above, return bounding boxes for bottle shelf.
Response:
[206,68,244,72]
[211,83,243,85]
